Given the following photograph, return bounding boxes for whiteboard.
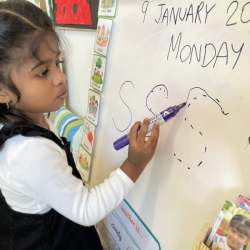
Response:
[89,0,250,249]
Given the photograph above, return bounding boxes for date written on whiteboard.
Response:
[141,1,249,69]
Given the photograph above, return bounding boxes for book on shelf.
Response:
[206,195,250,250]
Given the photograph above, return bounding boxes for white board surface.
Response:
[89,0,250,249]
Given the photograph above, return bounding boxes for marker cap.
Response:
[113,135,129,151]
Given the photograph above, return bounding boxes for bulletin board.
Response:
[88,0,250,249]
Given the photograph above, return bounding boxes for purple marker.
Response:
[113,102,186,150]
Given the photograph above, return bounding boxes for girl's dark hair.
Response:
[0,0,61,128]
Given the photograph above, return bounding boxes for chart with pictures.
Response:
[79,2,116,184]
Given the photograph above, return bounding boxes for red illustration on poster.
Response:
[54,0,92,25]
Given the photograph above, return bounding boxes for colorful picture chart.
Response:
[76,145,91,183]
[98,0,117,18]
[81,117,96,155]
[94,18,113,57]
[91,54,107,92]
[86,89,101,126]
[97,200,161,250]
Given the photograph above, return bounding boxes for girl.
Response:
[0,1,160,249]
[212,215,250,250]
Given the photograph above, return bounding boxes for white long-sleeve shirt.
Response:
[0,120,134,226]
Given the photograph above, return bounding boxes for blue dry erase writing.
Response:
[113,102,186,150]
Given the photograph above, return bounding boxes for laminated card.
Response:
[98,0,117,18]
[81,117,96,155]
[76,145,92,183]
[90,54,107,92]
[97,200,161,250]
[86,89,101,127]
[94,18,113,57]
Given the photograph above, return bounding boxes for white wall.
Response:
[63,30,96,120]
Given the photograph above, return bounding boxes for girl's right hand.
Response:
[120,118,160,182]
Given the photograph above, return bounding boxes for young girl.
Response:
[0,1,160,249]
[212,215,250,250]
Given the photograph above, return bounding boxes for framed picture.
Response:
[53,0,99,30]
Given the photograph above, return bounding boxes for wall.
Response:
[63,30,96,119]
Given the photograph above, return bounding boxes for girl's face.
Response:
[227,227,250,250]
[10,34,67,120]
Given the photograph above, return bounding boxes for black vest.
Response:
[0,125,102,250]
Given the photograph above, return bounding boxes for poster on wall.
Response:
[94,18,113,57]
[97,200,161,250]
[98,0,117,18]
[90,54,107,92]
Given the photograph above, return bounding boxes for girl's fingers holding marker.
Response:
[127,119,160,174]
[129,121,141,145]
[137,118,150,145]
[146,121,160,149]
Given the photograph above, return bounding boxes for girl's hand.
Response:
[120,118,160,182]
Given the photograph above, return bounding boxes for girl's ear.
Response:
[0,85,13,104]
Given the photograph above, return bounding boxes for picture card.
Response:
[76,145,91,183]
[98,0,117,18]
[94,18,113,57]
[90,54,107,92]
[86,89,101,127]
[81,117,96,155]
